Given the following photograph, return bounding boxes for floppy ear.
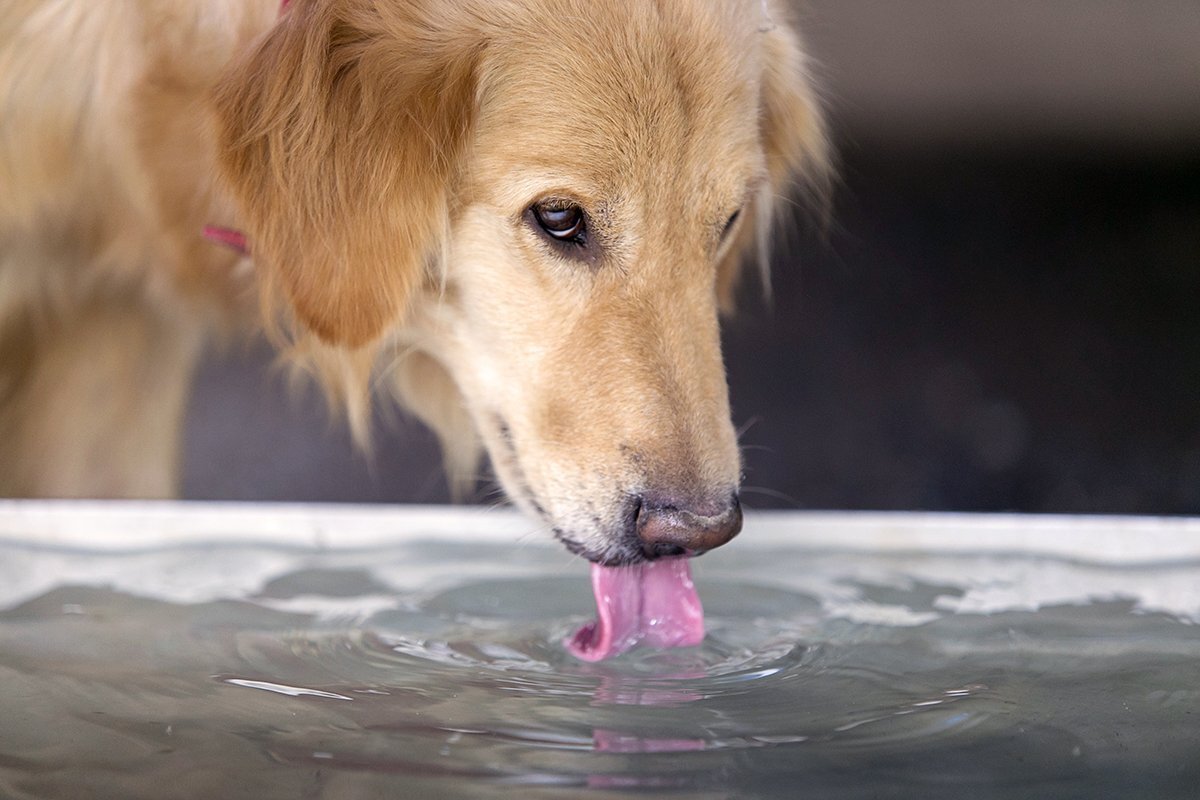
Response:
[758,15,830,209]
[718,10,830,310]
[212,0,477,347]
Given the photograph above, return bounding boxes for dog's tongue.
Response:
[567,558,704,661]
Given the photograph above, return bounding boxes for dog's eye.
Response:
[531,202,587,245]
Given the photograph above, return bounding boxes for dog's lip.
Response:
[551,528,646,566]
[486,414,556,521]
[552,527,715,567]
[489,422,634,565]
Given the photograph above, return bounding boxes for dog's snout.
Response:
[634,494,742,560]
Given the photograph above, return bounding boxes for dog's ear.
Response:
[718,11,830,310]
[213,1,477,347]
[758,15,830,210]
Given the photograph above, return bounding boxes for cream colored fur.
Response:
[0,0,827,561]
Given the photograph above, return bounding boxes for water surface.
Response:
[1,522,1198,798]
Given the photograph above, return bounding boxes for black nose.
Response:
[635,494,742,559]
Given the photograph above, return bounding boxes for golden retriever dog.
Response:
[0,0,827,564]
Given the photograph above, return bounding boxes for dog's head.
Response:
[215,0,827,564]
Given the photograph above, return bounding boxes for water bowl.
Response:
[1,501,1198,798]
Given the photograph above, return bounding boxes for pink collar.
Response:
[203,0,292,255]
[201,224,249,254]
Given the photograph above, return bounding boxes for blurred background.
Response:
[183,0,1200,514]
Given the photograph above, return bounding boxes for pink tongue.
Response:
[566,558,705,661]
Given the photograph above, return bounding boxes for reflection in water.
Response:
[588,670,706,788]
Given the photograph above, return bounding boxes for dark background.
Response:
[183,1,1200,514]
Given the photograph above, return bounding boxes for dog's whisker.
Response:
[739,485,806,509]
[513,522,556,552]
[735,415,762,439]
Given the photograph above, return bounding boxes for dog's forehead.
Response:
[471,0,766,200]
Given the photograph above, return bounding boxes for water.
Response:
[2,517,1199,799]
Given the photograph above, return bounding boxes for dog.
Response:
[0,0,827,565]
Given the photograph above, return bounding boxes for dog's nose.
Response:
[635,494,742,559]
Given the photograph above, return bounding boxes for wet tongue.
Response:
[567,558,704,661]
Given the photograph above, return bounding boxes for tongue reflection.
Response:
[566,558,705,661]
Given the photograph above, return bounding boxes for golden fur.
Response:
[0,0,827,562]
